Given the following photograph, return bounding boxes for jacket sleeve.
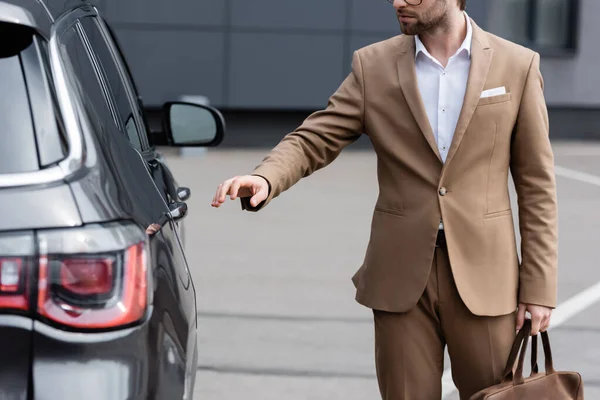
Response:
[241,51,366,212]
[510,52,559,308]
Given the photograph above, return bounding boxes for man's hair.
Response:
[458,0,467,11]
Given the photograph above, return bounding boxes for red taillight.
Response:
[0,257,28,311]
[60,258,114,296]
[38,241,148,329]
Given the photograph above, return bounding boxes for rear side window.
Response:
[0,23,68,174]
[58,24,122,141]
[0,24,38,174]
[79,17,145,152]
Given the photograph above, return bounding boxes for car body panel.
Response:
[0,316,32,400]
[32,319,153,400]
[0,0,53,38]
[0,183,81,230]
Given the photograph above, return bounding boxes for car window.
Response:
[59,23,171,207]
[0,32,38,173]
[104,23,153,138]
[26,40,69,167]
[0,22,66,174]
[58,24,118,141]
[79,17,145,152]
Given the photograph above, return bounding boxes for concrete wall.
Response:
[538,0,600,107]
[97,0,599,110]
[46,1,598,111]
[102,0,399,109]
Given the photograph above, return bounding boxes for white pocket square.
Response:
[481,86,506,98]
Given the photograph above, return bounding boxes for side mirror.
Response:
[162,102,225,147]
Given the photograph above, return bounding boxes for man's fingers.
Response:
[516,303,527,332]
[218,179,234,203]
[540,316,549,332]
[212,183,227,207]
[530,311,543,336]
[249,194,265,208]
[212,175,270,208]
[545,309,553,331]
[541,313,552,332]
[249,184,269,207]
[211,180,232,207]
[212,184,222,206]
[531,321,541,336]
[229,178,242,200]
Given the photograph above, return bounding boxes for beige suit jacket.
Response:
[241,19,558,316]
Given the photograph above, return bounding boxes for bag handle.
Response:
[501,319,532,383]
[512,323,532,385]
[503,320,558,385]
[530,329,556,376]
[531,334,539,373]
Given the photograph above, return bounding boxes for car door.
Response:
[63,9,198,395]
[94,18,189,246]
[78,13,191,268]
[78,15,190,264]
[76,10,197,294]
[88,16,200,395]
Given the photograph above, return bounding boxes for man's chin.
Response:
[400,23,418,36]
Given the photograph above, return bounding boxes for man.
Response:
[211,0,558,398]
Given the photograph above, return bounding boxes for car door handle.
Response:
[146,202,188,237]
[147,159,159,168]
[177,187,191,201]
[168,202,188,222]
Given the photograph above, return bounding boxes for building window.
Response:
[487,0,578,53]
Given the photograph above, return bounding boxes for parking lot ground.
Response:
[160,140,600,399]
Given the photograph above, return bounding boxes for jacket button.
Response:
[439,187,447,196]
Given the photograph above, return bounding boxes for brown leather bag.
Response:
[470,319,584,399]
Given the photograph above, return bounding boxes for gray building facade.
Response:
[87,1,600,142]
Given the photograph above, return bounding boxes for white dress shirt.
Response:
[414,12,473,230]
[415,11,473,164]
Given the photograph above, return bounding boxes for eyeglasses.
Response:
[386,0,423,4]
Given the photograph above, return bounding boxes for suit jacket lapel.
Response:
[397,37,443,163]
[444,21,493,167]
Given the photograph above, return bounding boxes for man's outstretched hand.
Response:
[516,303,553,336]
[211,175,269,208]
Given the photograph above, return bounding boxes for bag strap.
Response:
[530,329,557,376]
[501,319,532,382]
[513,323,532,385]
[541,330,556,374]
[531,334,539,374]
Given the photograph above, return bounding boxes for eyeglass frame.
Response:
[386,0,423,5]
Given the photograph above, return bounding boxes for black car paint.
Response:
[0,316,32,400]
[31,310,192,400]
[0,184,81,230]
[59,107,195,400]
[0,1,212,399]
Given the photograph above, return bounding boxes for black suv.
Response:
[0,1,224,399]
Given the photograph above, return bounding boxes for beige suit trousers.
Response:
[374,239,516,400]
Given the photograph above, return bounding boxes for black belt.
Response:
[436,229,447,248]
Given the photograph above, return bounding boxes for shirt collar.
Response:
[415,11,473,61]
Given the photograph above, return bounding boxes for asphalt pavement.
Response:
[160,141,600,399]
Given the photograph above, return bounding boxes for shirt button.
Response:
[439,187,447,196]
